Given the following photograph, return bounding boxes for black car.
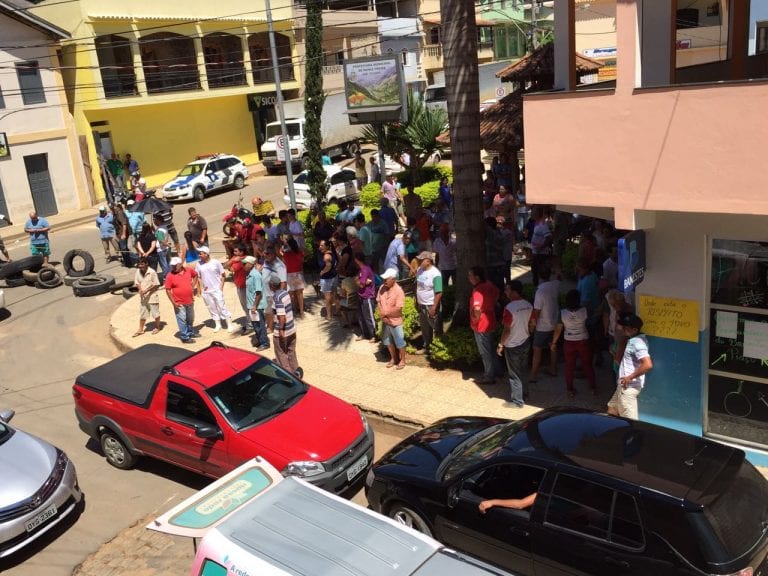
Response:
[365,408,768,576]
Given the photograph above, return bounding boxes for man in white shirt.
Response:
[432,224,457,286]
[608,313,652,419]
[498,280,533,408]
[197,246,237,333]
[529,265,560,382]
[415,251,443,352]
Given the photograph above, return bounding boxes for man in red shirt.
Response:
[469,266,503,384]
[165,256,199,343]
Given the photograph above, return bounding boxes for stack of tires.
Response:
[0,256,61,288]
[62,249,118,297]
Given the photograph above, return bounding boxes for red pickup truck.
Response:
[73,342,374,493]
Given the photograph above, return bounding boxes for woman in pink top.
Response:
[282,238,305,319]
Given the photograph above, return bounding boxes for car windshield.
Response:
[0,423,11,445]
[266,123,302,141]
[440,421,526,482]
[177,163,203,177]
[206,358,308,430]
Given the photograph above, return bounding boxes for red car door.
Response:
[149,379,232,477]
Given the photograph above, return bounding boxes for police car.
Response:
[162,154,248,202]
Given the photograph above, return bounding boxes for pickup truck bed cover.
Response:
[75,344,195,406]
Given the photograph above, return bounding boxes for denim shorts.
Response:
[320,276,338,293]
[381,323,406,349]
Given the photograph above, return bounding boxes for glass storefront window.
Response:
[707,239,768,451]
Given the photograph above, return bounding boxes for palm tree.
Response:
[361,92,447,189]
[441,0,484,324]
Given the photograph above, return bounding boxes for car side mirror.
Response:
[0,409,15,423]
[195,424,222,440]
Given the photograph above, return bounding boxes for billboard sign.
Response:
[343,56,406,123]
[619,230,646,292]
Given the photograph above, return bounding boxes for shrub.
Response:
[560,243,579,280]
[413,181,440,207]
[428,327,481,366]
[360,183,381,209]
[397,165,452,189]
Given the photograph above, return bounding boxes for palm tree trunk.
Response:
[441,0,484,325]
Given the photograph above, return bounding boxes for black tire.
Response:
[111,279,134,291]
[223,222,235,237]
[387,503,434,537]
[122,286,139,299]
[265,166,277,175]
[36,267,62,289]
[234,174,245,189]
[4,274,26,287]
[193,186,205,202]
[22,269,38,284]
[62,249,95,278]
[63,275,79,287]
[99,430,137,470]
[0,256,44,279]
[72,274,116,297]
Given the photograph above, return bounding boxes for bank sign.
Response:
[619,230,646,292]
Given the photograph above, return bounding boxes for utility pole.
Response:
[530,0,538,49]
[265,0,296,209]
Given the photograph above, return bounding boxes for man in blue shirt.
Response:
[244,256,269,350]
[24,211,51,264]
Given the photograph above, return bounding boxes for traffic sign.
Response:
[276,135,287,162]
[495,86,505,99]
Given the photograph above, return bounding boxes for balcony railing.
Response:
[423,44,443,69]
[252,62,296,84]
[102,71,138,98]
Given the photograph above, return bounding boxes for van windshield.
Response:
[424,86,446,103]
[699,461,768,560]
[206,358,308,430]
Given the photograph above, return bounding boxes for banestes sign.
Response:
[619,230,646,292]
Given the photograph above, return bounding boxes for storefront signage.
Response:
[583,47,617,58]
[618,230,646,292]
[638,294,699,343]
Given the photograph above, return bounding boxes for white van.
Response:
[149,458,517,576]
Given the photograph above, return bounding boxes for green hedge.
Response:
[397,165,453,188]
[428,327,481,366]
[360,183,382,209]
[560,243,579,280]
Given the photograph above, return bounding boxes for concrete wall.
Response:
[0,14,88,218]
[636,211,768,464]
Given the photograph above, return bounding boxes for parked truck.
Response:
[260,90,365,174]
[73,342,374,493]
[425,60,515,113]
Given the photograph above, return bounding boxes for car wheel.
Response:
[387,503,434,537]
[234,174,245,189]
[266,166,277,175]
[100,430,137,470]
[193,186,205,202]
[62,249,95,277]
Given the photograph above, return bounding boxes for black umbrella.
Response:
[132,196,172,214]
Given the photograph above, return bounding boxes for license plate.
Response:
[346,454,368,482]
[25,503,57,532]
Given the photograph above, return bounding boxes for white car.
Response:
[283,165,359,209]
[162,153,248,202]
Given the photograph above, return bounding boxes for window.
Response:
[757,22,768,55]
[546,474,611,540]
[463,464,545,508]
[199,559,228,576]
[166,382,217,427]
[15,61,46,105]
[610,493,644,548]
[0,85,5,109]
[429,27,440,45]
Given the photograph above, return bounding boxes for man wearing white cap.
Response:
[376,268,406,369]
[165,257,199,343]
[197,246,237,333]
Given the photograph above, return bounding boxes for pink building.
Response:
[524,0,768,464]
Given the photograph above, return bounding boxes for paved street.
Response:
[0,172,300,575]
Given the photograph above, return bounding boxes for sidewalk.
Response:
[110,264,612,427]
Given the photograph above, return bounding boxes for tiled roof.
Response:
[496,43,603,82]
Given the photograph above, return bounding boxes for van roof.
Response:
[214,477,442,576]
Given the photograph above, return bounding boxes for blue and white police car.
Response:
[162,154,248,202]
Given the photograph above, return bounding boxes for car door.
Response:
[532,473,656,576]
[436,463,544,575]
[217,157,235,187]
[153,380,231,477]
[204,159,222,192]
[340,169,358,198]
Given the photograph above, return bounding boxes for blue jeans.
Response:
[250,309,269,348]
[474,331,503,380]
[504,340,530,406]
[157,250,170,282]
[174,304,195,341]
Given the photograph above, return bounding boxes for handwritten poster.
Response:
[742,320,768,360]
[715,311,738,340]
[638,294,699,343]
